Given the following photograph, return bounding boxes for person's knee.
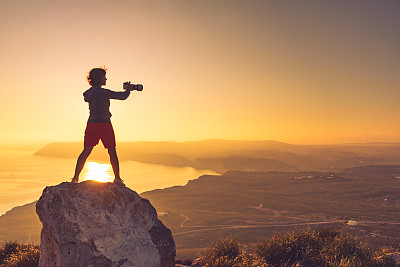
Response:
[85,147,93,153]
[107,146,117,156]
[80,147,93,157]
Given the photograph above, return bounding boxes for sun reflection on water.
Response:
[81,162,113,183]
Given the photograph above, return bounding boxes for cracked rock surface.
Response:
[36,181,175,267]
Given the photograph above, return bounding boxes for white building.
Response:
[347,220,358,226]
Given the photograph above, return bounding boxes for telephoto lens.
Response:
[123,82,143,91]
[133,84,143,91]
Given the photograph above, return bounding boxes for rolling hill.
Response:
[4,165,400,260]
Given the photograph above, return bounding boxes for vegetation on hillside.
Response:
[0,242,40,267]
[198,228,396,267]
[0,229,397,266]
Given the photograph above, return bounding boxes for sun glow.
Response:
[81,162,113,183]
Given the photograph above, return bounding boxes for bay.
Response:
[0,150,217,215]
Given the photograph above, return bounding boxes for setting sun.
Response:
[81,162,113,183]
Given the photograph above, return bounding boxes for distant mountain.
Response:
[0,201,41,245]
[34,140,295,160]
[137,153,193,167]
[33,140,301,173]
[193,156,299,173]
[342,164,400,177]
[33,140,400,174]
[34,142,81,158]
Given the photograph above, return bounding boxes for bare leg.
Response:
[108,146,121,180]
[72,147,93,182]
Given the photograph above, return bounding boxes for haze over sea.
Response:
[0,149,217,215]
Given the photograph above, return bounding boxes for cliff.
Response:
[36,181,175,267]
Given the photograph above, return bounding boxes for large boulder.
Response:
[36,181,175,267]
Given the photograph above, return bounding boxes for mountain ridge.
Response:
[33,140,400,173]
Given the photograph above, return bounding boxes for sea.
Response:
[0,150,217,215]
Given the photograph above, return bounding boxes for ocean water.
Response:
[0,150,217,215]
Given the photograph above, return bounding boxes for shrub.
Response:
[201,236,243,267]
[175,259,193,265]
[200,228,397,267]
[0,242,20,263]
[376,254,397,267]
[255,228,382,267]
[200,235,271,267]
[255,228,324,266]
[322,232,374,266]
[0,242,40,267]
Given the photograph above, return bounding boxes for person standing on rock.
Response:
[71,67,135,185]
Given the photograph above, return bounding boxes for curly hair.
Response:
[87,67,107,86]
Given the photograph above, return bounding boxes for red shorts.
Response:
[84,123,116,148]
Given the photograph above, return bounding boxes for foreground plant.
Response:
[0,242,40,267]
[200,228,396,267]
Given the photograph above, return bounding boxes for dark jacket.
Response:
[83,86,130,123]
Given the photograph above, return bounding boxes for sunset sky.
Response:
[1,0,400,145]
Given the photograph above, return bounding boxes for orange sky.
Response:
[1,0,400,145]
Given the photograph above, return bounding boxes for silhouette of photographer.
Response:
[71,67,136,185]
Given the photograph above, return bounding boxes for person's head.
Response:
[87,67,107,87]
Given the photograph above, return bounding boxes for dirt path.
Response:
[249,205,304,221]
[173,220,344,236]
[176,212,400,237]
[180,214,190,227]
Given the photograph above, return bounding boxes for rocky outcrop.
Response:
[36,181,175,267]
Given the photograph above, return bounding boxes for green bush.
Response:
[376,255,397,267]
[201,228,396,267]
[256,228,377,267]
[0,242,40,267]
[202,236,242,267]
[322,233,374,266]
[256,228,324,266]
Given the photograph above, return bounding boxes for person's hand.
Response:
[123,81,134,91]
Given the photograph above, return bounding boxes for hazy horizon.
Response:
[3,137,400,151]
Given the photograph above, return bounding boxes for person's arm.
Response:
[106,89,131,100]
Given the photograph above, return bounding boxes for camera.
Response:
[123,81,143,91]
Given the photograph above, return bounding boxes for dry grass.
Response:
[200,228,396,267]
[0,242,40,267]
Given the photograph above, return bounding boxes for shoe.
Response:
[71,178,79,183]
[113,178,125,186]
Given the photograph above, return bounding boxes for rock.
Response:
[36,181,175,267]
